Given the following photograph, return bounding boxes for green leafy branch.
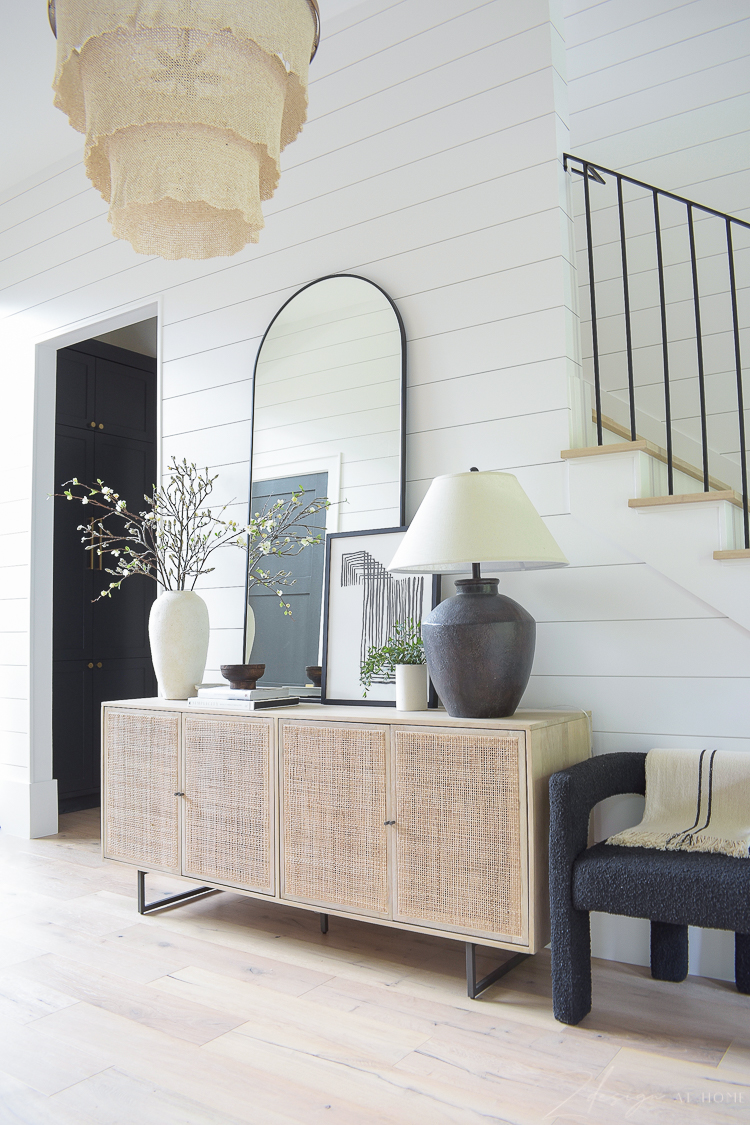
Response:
[360,619,425,697]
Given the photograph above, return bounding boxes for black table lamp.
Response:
[388,469,568,718]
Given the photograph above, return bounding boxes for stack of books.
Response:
[187,685,299,710]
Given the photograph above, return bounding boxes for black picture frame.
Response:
[320,526,440,707]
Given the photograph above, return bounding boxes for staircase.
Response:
[562,156,750,632]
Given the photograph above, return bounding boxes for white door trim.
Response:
[27,298,161,837]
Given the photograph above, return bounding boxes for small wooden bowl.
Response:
[305,665,322,687]
[220,663,266,690]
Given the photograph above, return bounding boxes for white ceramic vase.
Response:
[395,663,428,711]
[149,590,210,699]
[244,603,256,663]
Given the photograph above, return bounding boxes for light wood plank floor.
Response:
[0,810,748,1124]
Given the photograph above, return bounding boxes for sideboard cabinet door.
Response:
[182,715,275,895]
[393,726,528,944]
[102,708,180,874]
[280,721,390,916]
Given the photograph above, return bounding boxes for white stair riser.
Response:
[567,450,750,633]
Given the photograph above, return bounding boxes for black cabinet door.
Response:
[95,357,156,443]
[92,432,156,661]
[53,339,156,811]
[53,426,95,661]
[55,349,95,430]
[57,341,156,442]
[52,660,94,800]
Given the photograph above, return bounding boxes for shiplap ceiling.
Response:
[0,0,366,199]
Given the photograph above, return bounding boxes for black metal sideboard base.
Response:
[465,943,530,999]
[137,869,217,915]
[134,872,532,997]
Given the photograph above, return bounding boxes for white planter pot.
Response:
[395,663,428,711]
[149,590,210,699]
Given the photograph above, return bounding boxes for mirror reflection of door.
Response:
[247,473,327,686]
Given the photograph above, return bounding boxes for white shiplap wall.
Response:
[0,0,746,982]
[160,0,575,677]
[565,0,750,216]
[0,0,573,835]
[514,0,750,978]
[564,0,750,486]
[559,0,750,795]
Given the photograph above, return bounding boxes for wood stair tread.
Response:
[594,412,734,494]
[563,412,748,555]
[629,491,740,509]
[561,439,652,458]
[562,412,736,495]
[562,448,744,509]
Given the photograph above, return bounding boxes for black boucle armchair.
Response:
[549,752,750,1025]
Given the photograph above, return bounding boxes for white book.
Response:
[196,686,289,700]
[187,696,300,711]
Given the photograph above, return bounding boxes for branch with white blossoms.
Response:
[245,490,331,615]
[57,458,330,610]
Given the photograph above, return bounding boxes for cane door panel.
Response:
[102,708,180,874]
[280,721,390,916]
[393,726,528,944]
[182,716,275,895]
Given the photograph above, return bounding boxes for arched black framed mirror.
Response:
[244,274,407,690]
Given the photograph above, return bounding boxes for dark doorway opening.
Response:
[53,333,157,813]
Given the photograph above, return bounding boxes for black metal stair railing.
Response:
[564,154,750,549]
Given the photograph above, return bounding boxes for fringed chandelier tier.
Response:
[49,0,320,260]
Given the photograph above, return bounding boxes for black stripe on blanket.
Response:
[667,748,718,848]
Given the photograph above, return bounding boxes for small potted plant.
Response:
[360,619,428,711]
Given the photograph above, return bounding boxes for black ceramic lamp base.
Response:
[421,577,535,719]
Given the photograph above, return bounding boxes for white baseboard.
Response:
[0,779,58,838]
[591,912,736,983]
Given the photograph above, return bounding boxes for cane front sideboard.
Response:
[102,701,590,972]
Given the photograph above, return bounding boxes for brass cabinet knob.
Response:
[87,662,94,669]
[96,662,103,668]
[90,421,96,428]
[98,423,104,429]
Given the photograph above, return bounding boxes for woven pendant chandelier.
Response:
[49,0,319,260]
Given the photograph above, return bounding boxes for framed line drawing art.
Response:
[321,526,439,706]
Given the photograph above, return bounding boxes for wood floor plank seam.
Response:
[0,809,748,1124]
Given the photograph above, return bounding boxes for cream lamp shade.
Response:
[388,470,568,573]
[50,0,319,260]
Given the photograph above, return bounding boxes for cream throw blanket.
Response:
[607,748,750,859]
